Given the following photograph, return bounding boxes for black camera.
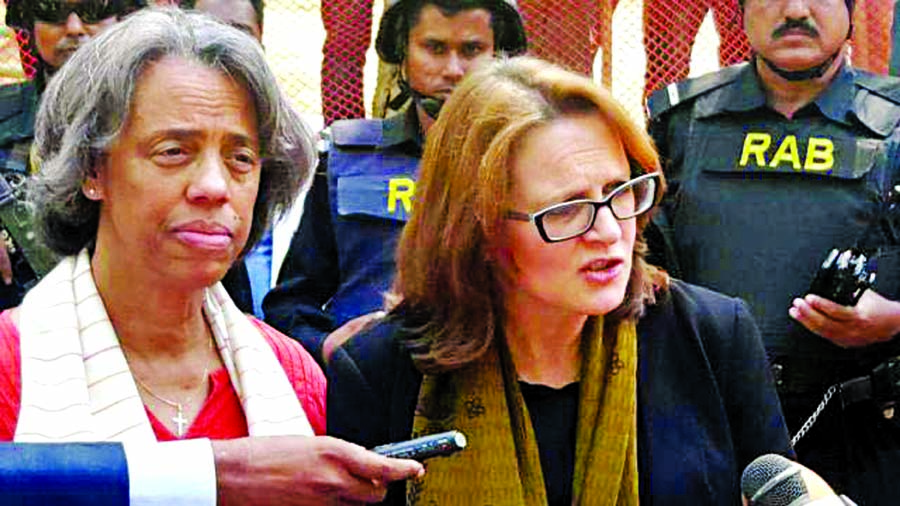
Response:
[807,248,876,306]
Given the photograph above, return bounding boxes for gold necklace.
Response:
[130,337,214,438]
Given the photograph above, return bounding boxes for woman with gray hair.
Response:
[0,8,421,504]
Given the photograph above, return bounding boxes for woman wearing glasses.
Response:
[327,57,792,505]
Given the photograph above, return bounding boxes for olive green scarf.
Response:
[408,317,639,505]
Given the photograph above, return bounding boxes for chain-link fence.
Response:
[1,0,895,128]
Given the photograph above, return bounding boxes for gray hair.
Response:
[30,7,316,256]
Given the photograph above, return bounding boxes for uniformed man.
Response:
[648,0,900,503]
[263,0,527,366]
[0,0,141,309]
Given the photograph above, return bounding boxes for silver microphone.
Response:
[741,454,857,506]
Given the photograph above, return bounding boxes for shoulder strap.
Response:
[647,63,748,120]
[330,114,412,149]
[855,72,900,104]
[330,119,383,148]
[852,72,900,136]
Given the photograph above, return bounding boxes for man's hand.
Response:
[789,289,900,348]
[322,311,386,364]
[214,435,424,505]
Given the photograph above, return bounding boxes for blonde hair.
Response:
[393,56,668,373]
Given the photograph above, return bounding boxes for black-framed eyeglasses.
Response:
[33,1,117,25]
[506,172,661,243]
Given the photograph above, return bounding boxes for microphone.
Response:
[741,454,857,505]
[371,430,467,461]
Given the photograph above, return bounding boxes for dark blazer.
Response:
[327,280,793,505]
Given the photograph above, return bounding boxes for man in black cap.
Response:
[264,0,527,367]
[648,0,900,503]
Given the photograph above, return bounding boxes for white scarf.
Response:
[14,249,313,442]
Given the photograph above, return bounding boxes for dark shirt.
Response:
[521,381,578,506]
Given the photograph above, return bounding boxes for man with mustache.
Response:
[0,1,140,309]
[648,0,900,503]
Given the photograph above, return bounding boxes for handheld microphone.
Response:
[741,454,856,505]
[371,430,467,461]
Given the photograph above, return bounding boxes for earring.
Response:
[84,186,97,198]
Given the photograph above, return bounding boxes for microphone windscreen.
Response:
[742,454,807,506]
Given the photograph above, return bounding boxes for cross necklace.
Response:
[131,337,214,438]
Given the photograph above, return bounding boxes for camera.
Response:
[807,248,876,306]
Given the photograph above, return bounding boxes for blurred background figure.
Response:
[183,0,262,41]
[6,0,139,87]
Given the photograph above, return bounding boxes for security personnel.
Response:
[264,0,527,367]
[0,1,142,309]
[648,0,900,503]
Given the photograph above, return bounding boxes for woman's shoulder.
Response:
[648,279,749,322]
[249,316,327,433]
[667,278,745,308]
[330,313,419,388]
[343,313,410,360]
[250,317,322,371]
[642,279,757,345]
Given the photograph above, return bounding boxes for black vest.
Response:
[650,63,900,378]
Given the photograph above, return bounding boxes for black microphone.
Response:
[741,454,856,505]
[371,430,467,461]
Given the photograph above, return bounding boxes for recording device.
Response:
[371,431,467,461]
[807,248,875,306]
[741,454,857,506]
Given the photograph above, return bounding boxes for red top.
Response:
[0,310,326,441]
